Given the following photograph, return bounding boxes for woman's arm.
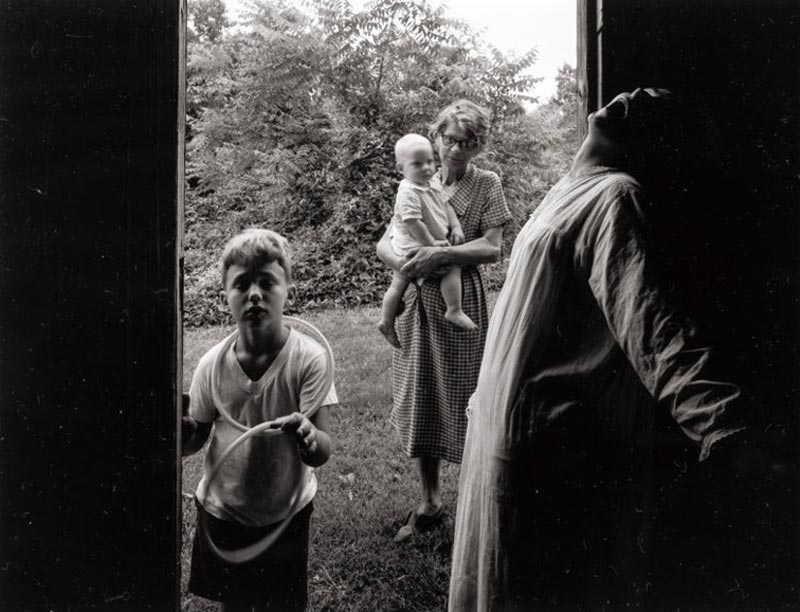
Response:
[587,190,745,461]
[400,226,503,278]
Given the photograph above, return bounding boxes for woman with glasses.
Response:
[376,99,512,542]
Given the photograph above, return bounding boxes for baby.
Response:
[378,133,477,348]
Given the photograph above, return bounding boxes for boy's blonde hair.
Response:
[394,133,433,165]
[220,228,292,285]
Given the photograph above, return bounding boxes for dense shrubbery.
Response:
[184,0,578,327]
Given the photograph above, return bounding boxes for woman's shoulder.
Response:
[598,173,647,213]
[582,171,650,230]
[603,170,642,192]
[469,165,500,184]
[467,167,504,199]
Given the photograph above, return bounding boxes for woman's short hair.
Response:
[220,228,292,285]
[428,99,491,146]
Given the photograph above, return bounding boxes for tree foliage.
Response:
[184,0,578,326]
[188,0,229,42]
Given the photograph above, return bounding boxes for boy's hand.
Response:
[433,239,450,247]
[180,392,213,457]
[181,393,197,443]
[271,412,318,455]
[449,226,465,245]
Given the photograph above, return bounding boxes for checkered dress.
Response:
[390,165,512,463]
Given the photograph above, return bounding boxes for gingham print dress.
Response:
[390,165,512,463]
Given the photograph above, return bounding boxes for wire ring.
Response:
[197,316,335,564]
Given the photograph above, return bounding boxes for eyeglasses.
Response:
[438,134,479,150]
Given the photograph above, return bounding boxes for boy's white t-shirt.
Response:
[391,178,450,256]
[190,328,338,527]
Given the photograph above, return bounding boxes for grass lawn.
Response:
[180,304,473,612]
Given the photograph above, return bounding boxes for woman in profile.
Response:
[449,88,795,611]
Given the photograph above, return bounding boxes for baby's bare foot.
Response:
[378,320,402,348]
[444,310,478,330]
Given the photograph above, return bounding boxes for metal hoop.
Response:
[198,316,334,564]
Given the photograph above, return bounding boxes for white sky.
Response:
[223,0,576,102]
[443,0,576,102]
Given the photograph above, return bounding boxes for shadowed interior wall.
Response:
[0,1,183,610]
[593,0,800,444]
[599,0,799,269]
[579,0,799,608]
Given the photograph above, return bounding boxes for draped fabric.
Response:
[449,168,746,611]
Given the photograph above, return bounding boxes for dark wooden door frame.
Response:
[0,1,186,609]
[576,0,598,142]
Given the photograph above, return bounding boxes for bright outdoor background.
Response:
[183,0,578,326]
[181,1,577,610]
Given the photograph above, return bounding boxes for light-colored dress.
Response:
[390,165,511,463]
[449,167,747,611]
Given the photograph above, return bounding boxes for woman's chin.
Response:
[444,160,469,176]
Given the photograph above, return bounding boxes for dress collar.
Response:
[401,178,435,192]
[226,328,294,392]
[433,165,475,215]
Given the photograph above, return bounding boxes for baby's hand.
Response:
[450,226,465,245]
[271,412,318,455]
[433,239,450,247]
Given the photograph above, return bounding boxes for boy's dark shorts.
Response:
[189,498,313,610]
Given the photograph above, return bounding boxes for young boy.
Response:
[181,228,336,612]
[378,133,477,348]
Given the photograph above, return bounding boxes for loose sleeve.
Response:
[586,187,746,460]
[396,184,423,221]
[299,351,339,415]
[479,172,512,231]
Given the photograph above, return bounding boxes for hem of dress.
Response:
[401,444,464,465]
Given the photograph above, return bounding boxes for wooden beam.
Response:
[576,0,598,142]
